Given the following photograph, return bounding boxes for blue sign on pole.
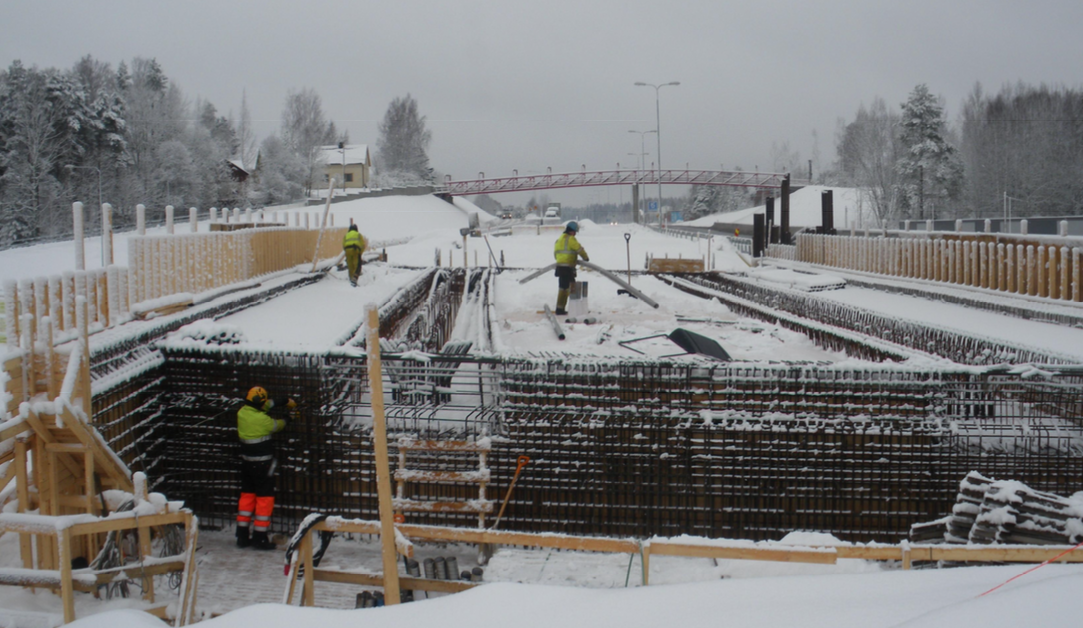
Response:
[648,201,658,211]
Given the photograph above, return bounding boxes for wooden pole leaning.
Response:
[366,304,401,605]
[310,178,336,273]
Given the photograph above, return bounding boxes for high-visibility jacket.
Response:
[237,402,286,461]
[343,230,365,251]
[554,233,588,267]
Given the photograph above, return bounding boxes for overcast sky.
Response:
[4,0,1083,207]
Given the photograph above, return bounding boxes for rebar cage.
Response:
[92,344,1083,543]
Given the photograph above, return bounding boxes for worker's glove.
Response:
[286,399,298,409]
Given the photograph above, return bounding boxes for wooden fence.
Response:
[794,232,1083,302]
[127,226,346,303]
[3,224,346,358]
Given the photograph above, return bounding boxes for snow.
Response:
[52,529,1083,628]
[3,192,1083,626]
[685,185,876,229]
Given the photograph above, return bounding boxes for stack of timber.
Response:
[913,471,1083,548]
[969,481,1081,546]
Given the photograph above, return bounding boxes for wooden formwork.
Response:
[796,232,1083,303]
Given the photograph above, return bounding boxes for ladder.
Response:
[391,438,493,528]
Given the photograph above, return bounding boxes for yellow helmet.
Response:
[246,386,268,405]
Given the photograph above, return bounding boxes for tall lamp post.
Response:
[634,81,679,224]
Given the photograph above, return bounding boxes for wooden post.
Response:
[1048,245,1059,300]
[1061,246,1070,300]
[190,206,198,233]
[15,437,32,570]
[73,202,86,271]
[978,241,987,288]
[310,179,336,272]
[1017,244,1026,295]
[1074,248,1081,302]
[58,527,75,624]
[302,532,315,607]
[166,205,175,234]
[366,304,401,605]
[137,203,146,235]
[102,203,114,266]
[1037,245,1048,297]
[1027,245,1037,296]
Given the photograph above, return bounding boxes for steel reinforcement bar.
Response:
[103,347,1083,543]
[667,272,1072,365]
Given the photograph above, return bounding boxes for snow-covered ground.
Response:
[3,193,1083,626]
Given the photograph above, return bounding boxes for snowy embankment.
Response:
[685,185,875,229]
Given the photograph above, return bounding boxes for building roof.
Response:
[319,144,370,166]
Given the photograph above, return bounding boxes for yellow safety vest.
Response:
[343,230,364,251]
[237,403,285,444]
[554,233,586,267]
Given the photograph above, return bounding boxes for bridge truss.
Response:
[439,169,789,196]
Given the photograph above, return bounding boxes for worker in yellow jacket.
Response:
[236,386,296,550]
[553,221,589,315]
[343,224,366,286]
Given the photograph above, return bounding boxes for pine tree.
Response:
[376,94,432,184]
[897,84,963,220]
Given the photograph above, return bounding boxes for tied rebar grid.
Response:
[133,346,1083,542]
[674,272,1071,365]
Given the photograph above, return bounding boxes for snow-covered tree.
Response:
[253,134,305,205]
[236,89,257,170]
[280,88,337,195]
[376,94,432,184]
[684,180,751,221]
[896,84,963,220]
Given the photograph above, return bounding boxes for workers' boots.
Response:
[235,526,250,548]
[555,289,570,315]
[250,531,277,551]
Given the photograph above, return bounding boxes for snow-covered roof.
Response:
[319,144,370,166]
[227,158,249,174]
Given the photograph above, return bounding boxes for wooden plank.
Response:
[313,569,480,593]
[832,546,904,561]
[393,470,491,484]
[923,546,1083,563]
[0,417,30,441]
[66,511,188,536]
[14,438,33,571]
[394,499,494,513]
[366,305,400,606]
[394,439,491,452]
[302,532,315,607]
[318,520,641,554]
[648,541,837,565]
[139,523,155,601]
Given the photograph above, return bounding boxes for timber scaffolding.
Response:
[41,261,1081,547]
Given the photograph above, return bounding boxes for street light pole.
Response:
[634,82,679,224]
[628,129,655,225]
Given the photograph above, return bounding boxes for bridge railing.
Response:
[439,169,791,196]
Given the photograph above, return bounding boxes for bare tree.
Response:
[376,94,432,184]
[280,88,336,195]
[835,98,903,227]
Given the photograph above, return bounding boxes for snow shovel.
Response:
[490,455,530,531]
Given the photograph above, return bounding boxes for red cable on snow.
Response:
[976,540,1083,598]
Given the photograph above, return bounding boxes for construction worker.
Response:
[343,223,366,286]
[553,221,589,315]
[236,386,296,550]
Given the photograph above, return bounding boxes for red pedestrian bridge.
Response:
[438,168,794,196]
